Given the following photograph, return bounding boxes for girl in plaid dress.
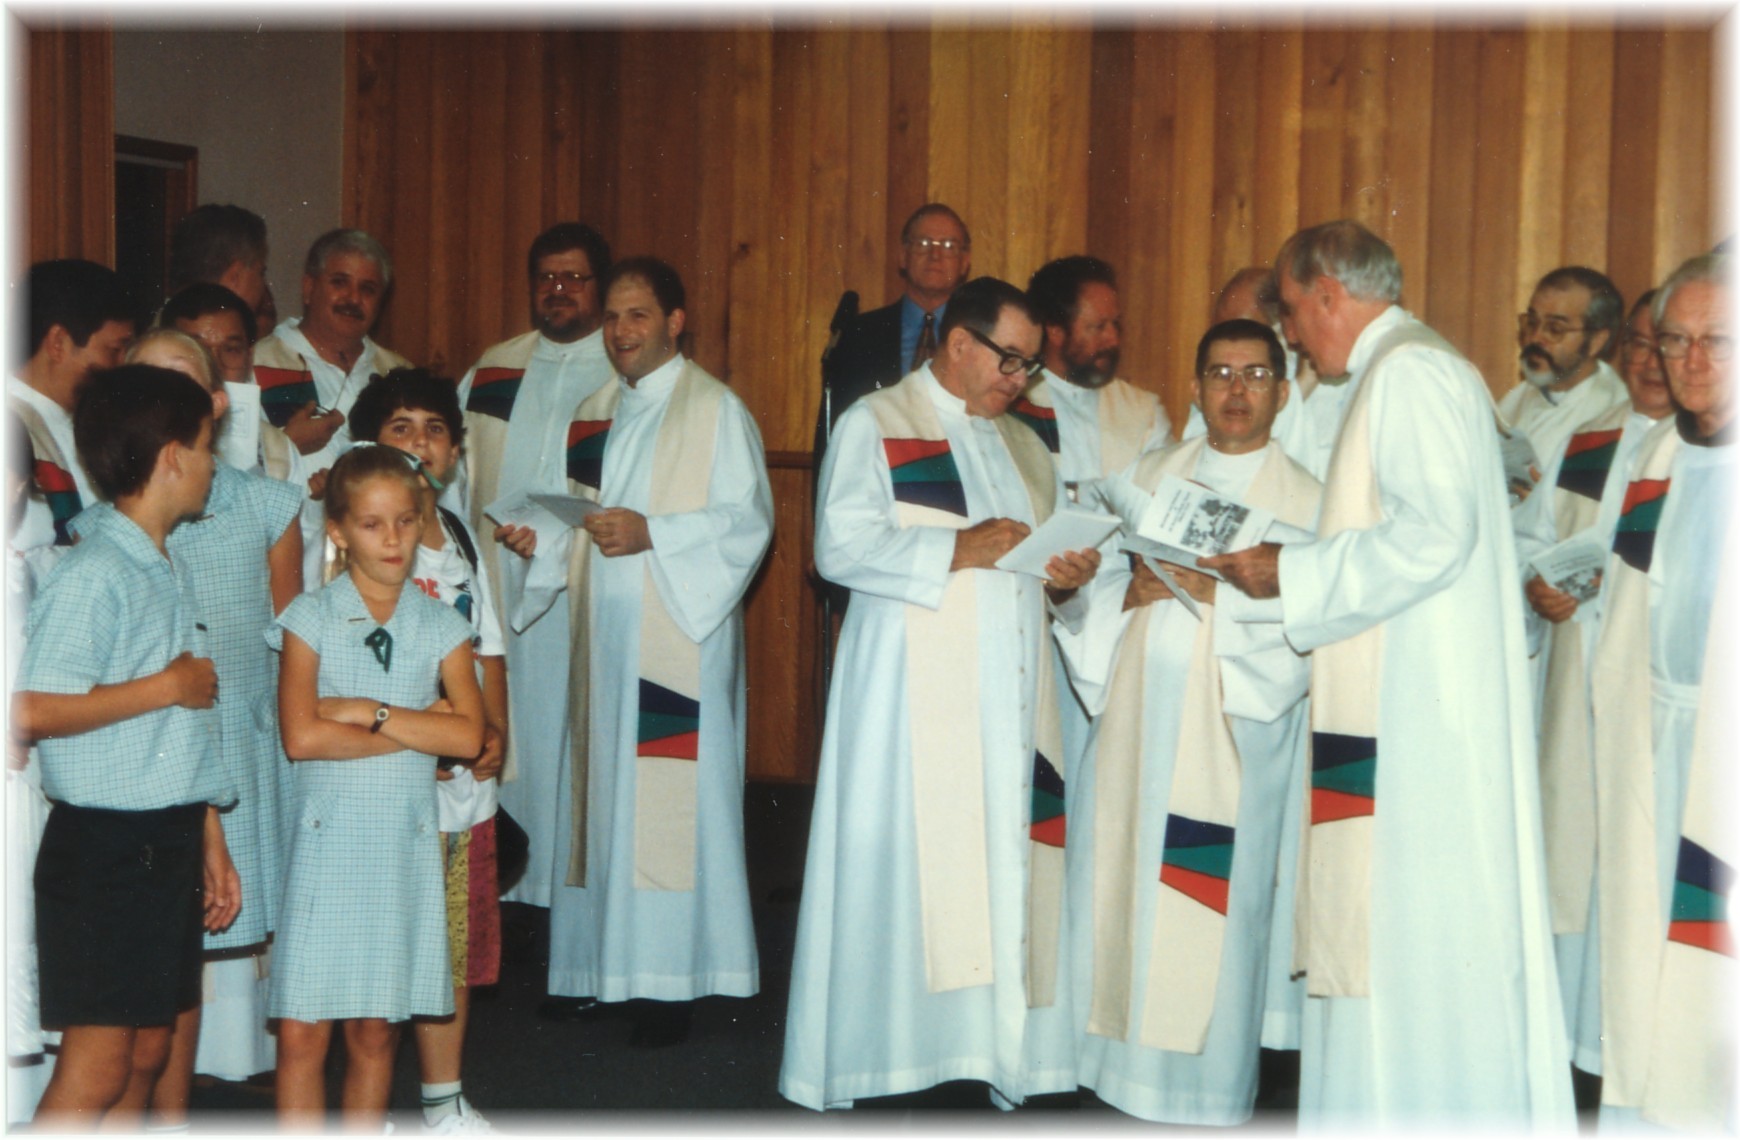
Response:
[270,445,483,1130]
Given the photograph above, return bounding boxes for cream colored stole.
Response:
[459,331,541,783]
[1641,504,1736,1130]
[1011,376,1159,478]
[252,337,412,482]
[1089,438,1319,1051]
[1293,320,1451,998]
[9,395,82,545]
[862,374,1062,1002]
[1591,417,1680,1106]
[563,361,722,891]
[1538,401,1631,933]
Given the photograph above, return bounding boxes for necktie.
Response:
[911,312,937,372]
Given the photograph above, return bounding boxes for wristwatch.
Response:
[369,703,390,733]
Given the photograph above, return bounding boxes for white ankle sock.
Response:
[421,1080,464,1124]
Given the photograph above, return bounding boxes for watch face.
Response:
[376,706,390,721]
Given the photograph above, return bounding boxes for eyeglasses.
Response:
[906,237,968,255]
[1656,331,1735,361]
[965,327,1044,378]
[1517,312,1590,342]
[534,271,595,291]
[1199,363,1278,390]
[1620,334,1659,361]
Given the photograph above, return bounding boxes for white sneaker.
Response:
[424,1098,495,1134]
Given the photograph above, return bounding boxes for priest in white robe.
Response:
[1205,220,1574,1129]
[453,223,617,908]
[1056,319,1320,1124]
[252,229,411,588]
[518,259,772,1040]
[780,278,1099,1111]
[1510,290,1676,1072]
[1501,267,1630,501]
[1588,254,1735,1132]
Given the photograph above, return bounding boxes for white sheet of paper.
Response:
[218,381,263,471]
[529,492,607,528]
[994,506,1122,578]
[483,490,577,632]
[1500,426,1541,503]
[1123,533,1225,582]
[1530,530,1608,606]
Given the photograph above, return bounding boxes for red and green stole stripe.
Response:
[563,364,722,892]
[1160,815,1234,915]
[1310,732,1376,823]
[1556,427,1624,502]
[465,366,526,422]
[1667,837,1733,956]
[254,363,318,428]
[1009,395,1061,455]
[1613,476,1670,572]
[882,438,968,517]
[32,458,82,546]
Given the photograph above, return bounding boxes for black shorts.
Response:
[35,801,206,1028]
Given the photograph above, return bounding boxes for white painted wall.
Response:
[113,26,344,314]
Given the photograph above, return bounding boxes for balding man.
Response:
[1205,220,1573,1128]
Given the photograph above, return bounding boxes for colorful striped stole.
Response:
[466,366,526,422]
[253,359,318,429]
[563,362,723,892]
[1293,320,1452,998]
[1590,415,1681,1107]
[1538,401,1634,933]
[9,396,83,546]
[1011,376,1165,479]
[1089,436,1320,1051]
[863,371,1063,1004]
[1639,464,1737,1131]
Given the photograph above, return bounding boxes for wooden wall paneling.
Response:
[1163,26,1218,426]
[1005,22,1055,282]
[1251,28,1304,267]
[1517,22,1571,298]
[749,461,820,782]
[926,26,973,233]
[1297,27,1349,229]
[1607,30,1665,310]
[885,27,931,302]
[1467,28,1528,394]
[1383,24,1435,286]
[1085,28,1133,269]
[386,30,437,365]
[765,29,817,447]
[804,29,854,444]
[1123,30,1175,406]
[843,28,891,303]
[499,32,549,340]
[460,33,510,375]
[725,27,774,398]
[1563,28,1615,273]
[570,29,622,240]
[1041,25,1093,261]
[1655,27,1714,276]
[964,26,1012,280]
[27,24,115,267]
[691,28,738,391]
[1212,28,1262,285]
[1422,29,1480,346]
[1343,27,1391,235]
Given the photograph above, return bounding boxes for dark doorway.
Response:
[114,134,197,314]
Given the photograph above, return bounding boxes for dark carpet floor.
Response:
[185,781,1302,1132]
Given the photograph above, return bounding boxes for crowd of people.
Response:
[5,199,1730,1133]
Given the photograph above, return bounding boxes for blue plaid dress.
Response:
[167,464,301,949]
[266,573,473,1022]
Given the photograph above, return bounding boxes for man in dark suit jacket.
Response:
[816,203,973,455]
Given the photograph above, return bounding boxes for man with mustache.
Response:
[1501,267,1629,495]
[451,223,616,922]
[1511,287,1676,1095]
[253,229,411,589]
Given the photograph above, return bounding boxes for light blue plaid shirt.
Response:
[18,506,232,811]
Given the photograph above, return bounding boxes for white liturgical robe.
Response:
[1497,359,1630,502]
[543,356,773,1002]
[455,328,615,905]
[1275,306,1574,1128]
[780,367,1079,1111]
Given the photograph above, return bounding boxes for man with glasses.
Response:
[1512,290,1677,1091]
[1502,267,1630,495]
[1204,220,1574,1128]
[783,277,1099,1111]
[819,203,974,440]
[448,223,616,921]
[1587,254,1734,1131]
[1053,318,1319,1123]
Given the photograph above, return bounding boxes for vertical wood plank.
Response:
[1424,27,1480,343]
[1516,20,1570,295]
[1563,27,1614,273]
[1655,26,1714,276]
[1212,28,1262,285]
[1251,27,1304,266]
[1468,27,1528,393]
[1297,26,1348,228]
[1123,29,1176,404]
[885,26,931,301]
[1086,27,1133,266]
[1383,23,1435,289]
[1343,26,1389,232]
[1607,29,1664,311]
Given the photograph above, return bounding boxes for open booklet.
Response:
[993,506,1123,578]
[1529,530,1608,607]
[1115,473,1277,584]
